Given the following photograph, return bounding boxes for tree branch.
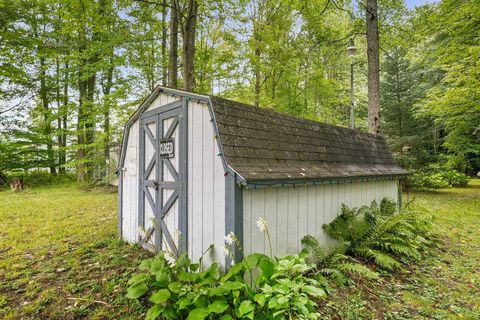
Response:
[133,0,186,20]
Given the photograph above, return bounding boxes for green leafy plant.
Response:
[406,163,470,190]
[322,199,434,270]
[127,249,326,320]
[301,235,379,288]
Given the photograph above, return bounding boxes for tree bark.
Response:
[55,58,63,173]
[77,60,87,182]
[102,56,114,178]
[162,0,168,86]
[395,65,402,137]
[251,4,263,108]
[181,0,198,91]
[85,60,96,180]
[366,0,381,135]
[254,46,261,108]
[39,55,56,174]
[168,0,179,88]
[60,60,68,174]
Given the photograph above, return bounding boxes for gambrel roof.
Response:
[209,96,408,182]
[118,86,408,184]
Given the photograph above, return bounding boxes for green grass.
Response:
[0,183,151,319]
[1,180,479,319]
[319,179,480,319]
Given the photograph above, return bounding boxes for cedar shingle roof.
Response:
[210,96,408,182]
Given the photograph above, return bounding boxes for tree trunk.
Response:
[77,58,97,183]
[254,46,261,108]
[168,0,179,88]
[55,58,63,173]
[77,63,87,182]
[366,0,381,135]
[252,13,261,108]
[162,0,168,86]
[85,63,96,181]
[395,66,402,137]
[182,0,198,91]
[102,57,114,178]
[39,56,56,174]
[60,60,68,174]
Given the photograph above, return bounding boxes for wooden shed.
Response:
[117,86,408,267]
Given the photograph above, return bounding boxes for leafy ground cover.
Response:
[0,180,479,319]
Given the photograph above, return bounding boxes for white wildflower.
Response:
[222,245,231,257]
[225,232,236,245]
[176,229,183,240]
[164,250,176,266]
[256,217,268,233]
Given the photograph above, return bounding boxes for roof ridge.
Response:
[209,95,381,140]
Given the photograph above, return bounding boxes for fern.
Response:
[301,236,379,285]
[356,247,401,270]
[337,262,379,280]
[323,198,435,271]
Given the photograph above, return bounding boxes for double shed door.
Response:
[139,102,187,256]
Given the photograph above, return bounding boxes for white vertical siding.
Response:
[147,92,180,111]
[187,101,225,266]
[121,120,139,243]
[242,179,399,257]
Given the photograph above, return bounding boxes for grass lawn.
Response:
[0,183,152,319]
[0,180,479,319]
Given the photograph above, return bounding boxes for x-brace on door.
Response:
[138,100,187,256]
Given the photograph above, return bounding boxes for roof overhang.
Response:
[239,173,409,189]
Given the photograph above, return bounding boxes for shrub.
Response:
[127,251,326,320]
[406,163,470,190]
[442,170,469,187]
[4,171,75,188]
[322,199,434,270]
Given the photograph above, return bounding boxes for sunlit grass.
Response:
[0,183,151,319]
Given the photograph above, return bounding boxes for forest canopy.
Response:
[0,0,478,182]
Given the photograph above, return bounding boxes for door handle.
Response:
[145,180,159,190]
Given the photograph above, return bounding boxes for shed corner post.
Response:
[118,170,123,239]
[225,171,244,269]
[178,96,189,255]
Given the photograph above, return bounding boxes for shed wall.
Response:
[121,120,139,243]
[242,179,399,256]
[187,100,226,266]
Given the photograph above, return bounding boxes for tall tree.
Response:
[366,0,381,134]
[178,0,198,91]
[169,0,179,88]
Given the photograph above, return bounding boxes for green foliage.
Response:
[412,0,480,175]
[126,251,325,319]
[406,163,470,190]
[381,47,438,170]
[301,235,379,288]
[3,171,76,188]
[322,198,434,270]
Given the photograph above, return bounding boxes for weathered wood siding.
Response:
[121,93,180,243]
[187,100,225,266]
[242,179,399,256]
